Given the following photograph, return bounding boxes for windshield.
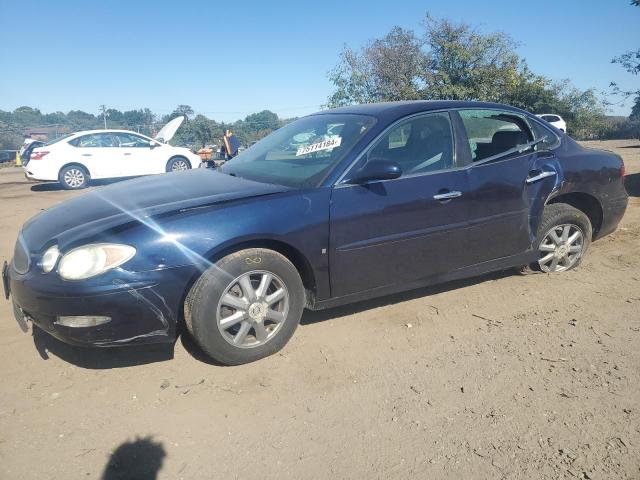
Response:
[220,114,376,188]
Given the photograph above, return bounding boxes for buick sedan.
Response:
[3,101,628,364]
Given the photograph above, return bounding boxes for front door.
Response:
[113,133,157,176]
[329,111,471,298]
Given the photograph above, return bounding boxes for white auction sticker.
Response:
[296,137,342,156]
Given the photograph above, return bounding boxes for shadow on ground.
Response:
[101,436,166,480]
[180,268,516,365]
[300,268,514,326]
[625,172,640,197]
[31,325,174,369]
[30,178,128,192]
[31,268,516,368]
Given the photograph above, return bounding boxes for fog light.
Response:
[55,315,111,328]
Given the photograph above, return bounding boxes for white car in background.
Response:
[24,116,201,190]
[537,114,567,132]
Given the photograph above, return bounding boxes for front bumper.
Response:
[5,261,194,347]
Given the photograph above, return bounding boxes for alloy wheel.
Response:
[538,223,585,273]
[216,270,289,348]
[64,168,85,188]
[171,159,189,171]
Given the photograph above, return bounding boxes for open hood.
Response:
[154,115,185,143]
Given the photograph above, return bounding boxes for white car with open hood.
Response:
[23,116,202,189]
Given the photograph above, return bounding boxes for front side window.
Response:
[459,109,532,162]
[365,112,454,176]
[221,114,376,188]
[115,133,151,148]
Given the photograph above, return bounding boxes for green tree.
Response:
[327,13,606,137]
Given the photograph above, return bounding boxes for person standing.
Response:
[222,129,240,160]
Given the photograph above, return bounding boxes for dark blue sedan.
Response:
[3,101,628,364]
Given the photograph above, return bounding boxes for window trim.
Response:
[335,109,458,187]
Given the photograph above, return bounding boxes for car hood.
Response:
[154,115,184,143]
[21,170,289,251]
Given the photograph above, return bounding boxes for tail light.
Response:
[620,162,625,178]
[30,151,49,160]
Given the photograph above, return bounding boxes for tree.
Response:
[166,105,194,122]
[327,13,607,137]
[631,95,640,120]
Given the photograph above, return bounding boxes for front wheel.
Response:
[59,165,89,190]
[530,203,592,273]
[166,157,191,172]
[184,248,305,365]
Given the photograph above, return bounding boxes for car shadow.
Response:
[624,172,640,197]
[31,269,516,368]
[180,268,516,366]
[620,144,640,149]
[31,325,174,369]
[30,178,130,192]
[300,269,515,326]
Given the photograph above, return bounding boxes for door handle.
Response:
[123,153,131,156]
[526,171,556,184]
[81,153,92,157]
[433,191,462,201]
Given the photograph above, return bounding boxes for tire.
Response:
[59,165,89,190]
[525,203,592,273]
[166,156,191,172]
[184,248,305,365]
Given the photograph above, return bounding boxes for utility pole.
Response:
[99,105,107,129]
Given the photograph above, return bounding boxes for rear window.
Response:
[45,134,73,146]
[541,115,560,122]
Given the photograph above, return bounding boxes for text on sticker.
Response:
[296,137,342,156]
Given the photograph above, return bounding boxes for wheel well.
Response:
[59,162,90,178]
[209,240,316,294]
[548,192,603,237]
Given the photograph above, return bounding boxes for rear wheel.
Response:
[166,157,191,172]
[59,165,89,190]
[184,248,305,365]
[528,203,591,273]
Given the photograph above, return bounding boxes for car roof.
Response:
[314,100,531,121]
[69,129,146,136]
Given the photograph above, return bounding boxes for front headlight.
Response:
[58,244,136,280]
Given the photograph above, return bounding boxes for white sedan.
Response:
[24,116,202,189]
[536,114,567,133]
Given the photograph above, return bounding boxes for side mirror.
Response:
[347,159,402,184]
[149,141,159,149]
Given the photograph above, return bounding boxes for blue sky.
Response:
[0,0,638,121]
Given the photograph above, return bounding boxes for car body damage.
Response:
[4,101,628,350]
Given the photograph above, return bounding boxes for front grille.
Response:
[12,235,30,274]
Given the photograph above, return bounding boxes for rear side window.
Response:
[70,133,117,148]
[459,109,532,162]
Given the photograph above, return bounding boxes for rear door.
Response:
[329,111,472,297]
[455,109,559,265]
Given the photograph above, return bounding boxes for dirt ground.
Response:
[0,140,639,480]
